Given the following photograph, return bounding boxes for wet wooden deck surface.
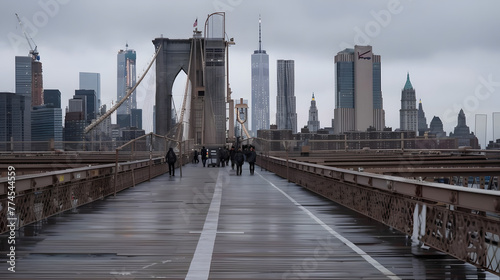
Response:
[1,164,498,279]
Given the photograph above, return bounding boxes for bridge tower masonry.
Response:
[153,13,230,146]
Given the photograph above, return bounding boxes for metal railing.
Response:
[258,155,500,275]
[0,157,166,234]
[0,134,195,234]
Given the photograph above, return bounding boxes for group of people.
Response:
[166,145,257,177]
[195,146,256,175]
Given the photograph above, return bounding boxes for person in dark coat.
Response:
[166,148,177,176]
[193,149,199,164]
[224,148,230,167]
[247,146,257,175]
[229,147,236,170]
[201,146,207,167]
[235,148,245,176]
[218,148,225,167]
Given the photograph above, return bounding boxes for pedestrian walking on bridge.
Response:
[247,146,257,175]
[166,148,177,176]
[235,148,244,176]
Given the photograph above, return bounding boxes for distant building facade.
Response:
[334,45,384,133]
[417,99,429,136]
[44,89,61,108]
[257,127,293,151]
[276,59,297,133]
[307,93,320,133]
[0,92,30,151]
[79,72,101,109]
[250,56,269,134]
[15,56,43,107]
[131,108,143,129]
[74,89,97,124]
[449,109,479,148]
[117,47,136,126]
[429,116,446,138]
[251,17,270,136]
[64,111,86,151]
[31,105,63,150]
[399,73,417,133]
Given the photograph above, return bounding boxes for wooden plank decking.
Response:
[0,163,497,279]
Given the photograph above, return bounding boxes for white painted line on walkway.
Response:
[257,172,401,280]
[189,231,244,234]
[185,169,225,280]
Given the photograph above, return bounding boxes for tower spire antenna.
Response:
[258,15,262,52]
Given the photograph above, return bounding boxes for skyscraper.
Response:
[31,105,63,151]
[333,45,385,134]
[64,111,85,151]
[117,46,136,127]
[307,93,320,133]
[429,116,446,138]
[14,56,34,146]
[417,99,428,136]
[65,97,86,150]
[449,109,479,148]
[15,56,43,107]
[44,89,61,108]
[79,72,101,109]
[74,89,97,124]
[32,89,63,150]
[399,73,417,132]
[131,108,143,129]
[276,59,297,133]
[0,92,30,151]
[251,16,270,135]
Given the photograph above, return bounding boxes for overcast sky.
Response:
[1,0,500,147]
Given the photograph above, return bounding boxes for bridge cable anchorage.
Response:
[84,45,162,134]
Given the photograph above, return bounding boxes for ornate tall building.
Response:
[307,93,320,133]
[449,109,479,148]
[399,73,417,132]
[334,45,384,134]
[417,99,428,136]
[276,59,297,132]
[251,16,270,135]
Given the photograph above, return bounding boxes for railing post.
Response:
[179,141,183,178]
[149,134,152,181]
[114,148,118,196]
[286,141,290,182]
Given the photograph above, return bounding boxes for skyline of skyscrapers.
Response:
[251,16,270,136]
[334,45,385,134]
[3,32,498,152]
[400,73,417,133]
[276,59,297,133]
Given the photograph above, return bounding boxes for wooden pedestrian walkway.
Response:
[0,163,497,279]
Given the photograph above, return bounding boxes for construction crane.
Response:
[15,13,39,61]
